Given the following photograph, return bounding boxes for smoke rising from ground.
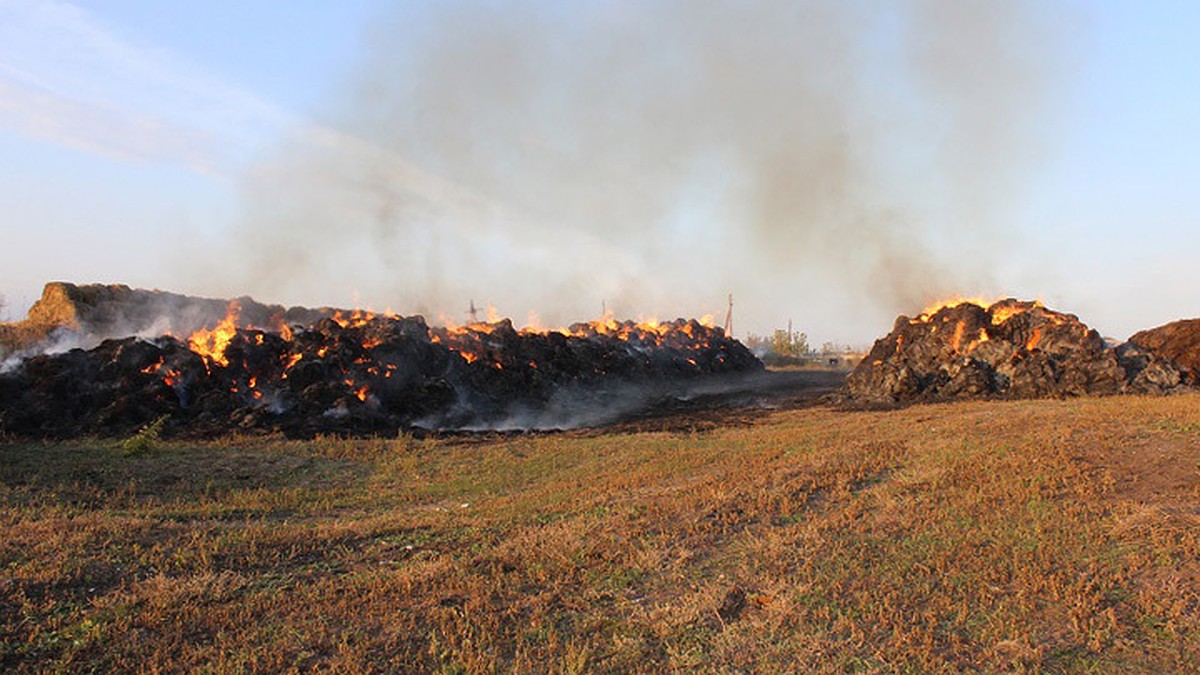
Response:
[221,0,1068,340]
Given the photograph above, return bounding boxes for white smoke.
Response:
[213,0,1071,342]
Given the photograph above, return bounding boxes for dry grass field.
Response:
[3,394,1200,672]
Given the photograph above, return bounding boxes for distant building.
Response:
[818,351,865,369]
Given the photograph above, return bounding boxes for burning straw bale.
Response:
[844,299,1186,405]
[0,285,761,438]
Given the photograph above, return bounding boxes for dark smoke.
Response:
[214,0,1071,341]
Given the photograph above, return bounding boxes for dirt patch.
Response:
[1078,429,1200,510]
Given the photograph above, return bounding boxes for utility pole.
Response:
[467,299,479,324]
[601,299,607,317]
[723,293,733,337]
[788,319,793,343]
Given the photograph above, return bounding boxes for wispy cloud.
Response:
[0,0,291,174]
[0,76,225,168]
[0,0,509,204]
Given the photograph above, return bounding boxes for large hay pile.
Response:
[845,299,1184,404]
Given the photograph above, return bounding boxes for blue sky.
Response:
[1013,2,1200,332]
[1,0,1198,344]
[65,2,378,115]
[0,0,383,311]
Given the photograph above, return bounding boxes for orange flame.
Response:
[331,307,401,329]
[176,300,725,379]
[951,321,967,351]
[1026,327,1044,351]
[990,301,1045,326]
[142,358,184,389]
[430,314,720,366]
[918,295,994,319]
[188,301,241,368]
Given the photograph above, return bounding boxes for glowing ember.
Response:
[162,300,745,419]
[991,301,1042,326]
[0,283,767,440]
[1026,326,1044,351]
[951,321,967,352]
[332,308,393,329]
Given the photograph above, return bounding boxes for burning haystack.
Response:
[844,299,1185,404]
[0,284,761,438]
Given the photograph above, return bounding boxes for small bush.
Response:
[119,415,169,456]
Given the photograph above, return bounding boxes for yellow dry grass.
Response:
[3,394,1200,672]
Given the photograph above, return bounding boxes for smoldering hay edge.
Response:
[0,282,763,438]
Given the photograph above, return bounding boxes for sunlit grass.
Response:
[3,394,1200,671]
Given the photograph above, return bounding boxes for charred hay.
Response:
[0,313,761,439]
[843,299,1186,405]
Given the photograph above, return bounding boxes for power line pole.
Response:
[467,299,479,324]
[723,293,733,337]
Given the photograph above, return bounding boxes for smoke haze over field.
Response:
[217,0,1070,340]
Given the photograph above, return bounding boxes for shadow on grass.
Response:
[0,440,370,508]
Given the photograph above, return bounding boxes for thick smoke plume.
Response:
[216,0,1067,341]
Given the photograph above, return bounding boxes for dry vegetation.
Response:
[3,394,1200,672]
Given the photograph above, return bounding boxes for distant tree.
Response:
[820,341,851,354]
[819,341,870,354]
[770,329,808,357]
[746,327,810,366]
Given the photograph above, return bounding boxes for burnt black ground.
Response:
[432,369,849,441]
[611,368,848,431]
